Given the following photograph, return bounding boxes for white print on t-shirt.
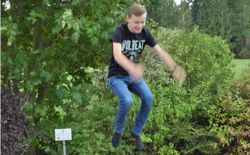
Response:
[121,40,145,51]
[121,40,145,63]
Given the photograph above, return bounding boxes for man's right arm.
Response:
[113,42,144,80]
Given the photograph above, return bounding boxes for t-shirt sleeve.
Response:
[111,28,123,43]
[144,28,157,47]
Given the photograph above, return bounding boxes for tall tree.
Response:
[192,0,230,36]
[228,0,250,57]
[177,0,192,30]
[147,0,179,28]
[1,0,136,102]
[191,0,250,57]
[228,0,244,56]
[1,0,136,152]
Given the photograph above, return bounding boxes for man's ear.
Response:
[126,15,129,23]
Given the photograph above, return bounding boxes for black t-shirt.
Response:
[108,23,157,77]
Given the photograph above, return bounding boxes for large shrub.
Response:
[140,27,234,154]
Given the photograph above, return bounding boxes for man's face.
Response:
[127,13,147,33]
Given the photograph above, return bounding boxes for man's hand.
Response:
[172,65,187,86]
[129,64,144,83]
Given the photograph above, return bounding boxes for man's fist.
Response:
[172,65,186,86]
[129,64,144,83]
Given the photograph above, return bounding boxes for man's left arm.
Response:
[153,44,187,86]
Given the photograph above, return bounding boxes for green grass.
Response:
[233,59,250,79]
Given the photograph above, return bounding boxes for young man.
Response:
[108,3,186,151]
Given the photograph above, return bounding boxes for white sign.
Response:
[55,128,72,141]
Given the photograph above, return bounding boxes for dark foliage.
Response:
[1,86,28,154]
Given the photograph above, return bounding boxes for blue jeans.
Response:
[108,76,154,136]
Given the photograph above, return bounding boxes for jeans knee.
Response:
[143,94,154,106]
[120,97,133,110]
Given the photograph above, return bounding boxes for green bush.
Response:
[140,27,234,154]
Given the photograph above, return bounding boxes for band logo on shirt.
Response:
[122,40,145,51]
[121,40,145,63]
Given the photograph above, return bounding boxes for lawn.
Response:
[233,59,250,79]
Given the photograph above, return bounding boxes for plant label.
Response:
[55,128,72,141]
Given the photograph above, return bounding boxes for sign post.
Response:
[63,140,66,155]
[55,128,72,155]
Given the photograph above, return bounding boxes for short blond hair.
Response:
[127,3,147,18]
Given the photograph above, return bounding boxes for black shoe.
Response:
[112,132,122,148]
[131,132,144,151]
